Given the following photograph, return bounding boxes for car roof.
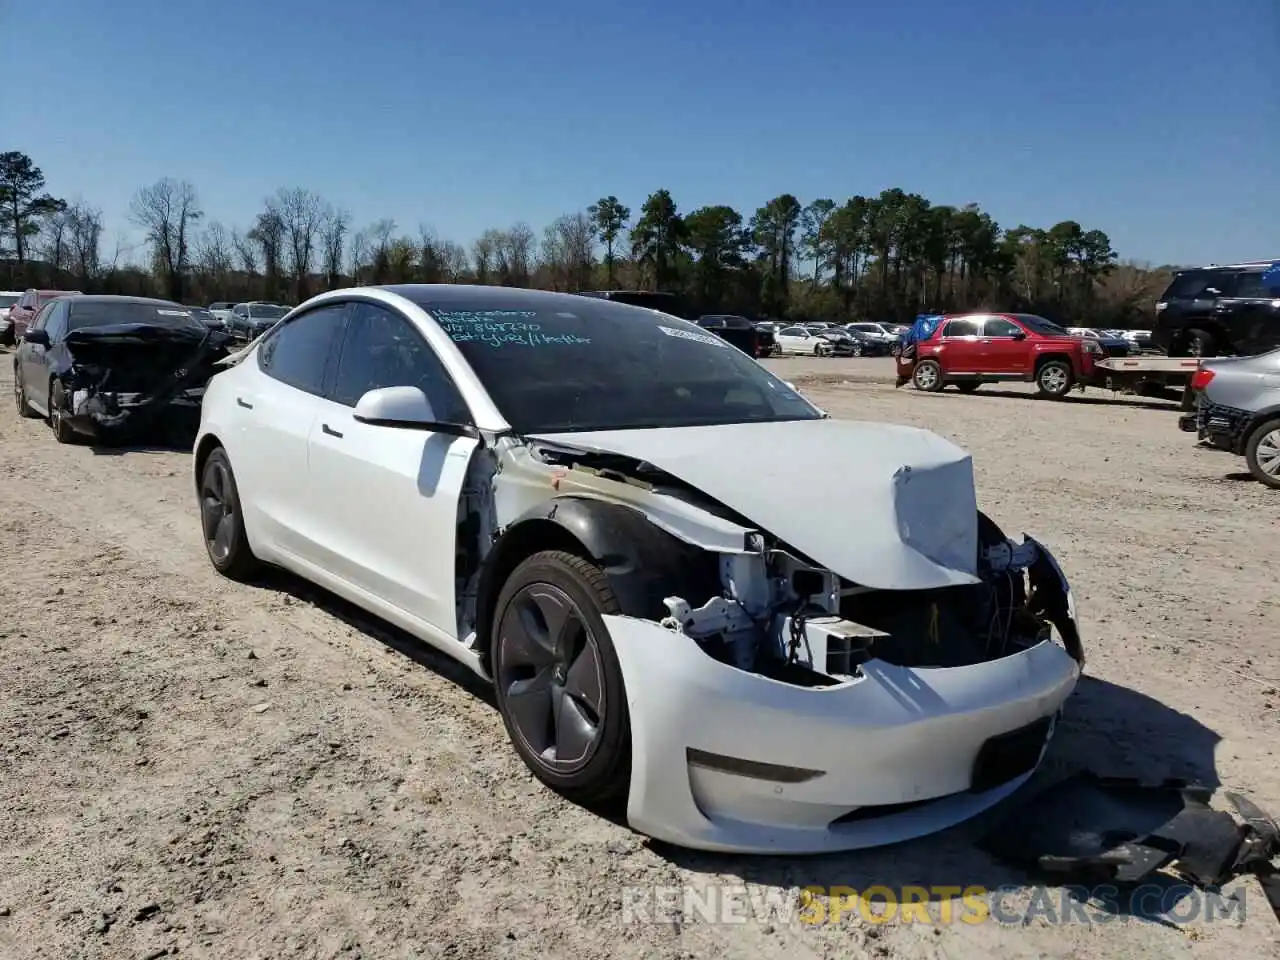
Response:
[1182,260,1278,272]
[66,295,185,309]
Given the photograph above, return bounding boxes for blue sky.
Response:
[5,0,1277,266]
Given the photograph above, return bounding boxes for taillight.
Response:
[1190,368,1215,391]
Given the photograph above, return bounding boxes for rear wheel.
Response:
[14,366,37,418]
[1245,418,1280,490]
[1183,328,1216,358]
[492,550,630,806]
[1035,360,1073,399]
[199,447,261,580]
[912,359,943,392]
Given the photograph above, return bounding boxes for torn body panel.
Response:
[48,324,234,438]
[452,425,1083,850]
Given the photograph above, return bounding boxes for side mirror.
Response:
[1011,331,1027,340]
[23,329,50,347]
[352,385,475,437]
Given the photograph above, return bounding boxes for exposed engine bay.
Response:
[49,324,234,435]
[452,435,1084,686]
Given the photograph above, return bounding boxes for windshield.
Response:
[249,304,289,320]
[67,301,206,332]
[1012,314,1069,336]
[408,292,822,433]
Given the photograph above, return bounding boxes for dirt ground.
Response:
[1,352,1277,960]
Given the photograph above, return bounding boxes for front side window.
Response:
[984,317,1023,337]
[405,291,821,434]
[1233,272,1270,298]
[43,301,70,340]
[258,303,346,396]
[779,326,808,337]
[29,302,56,332]
[330,302,470,423]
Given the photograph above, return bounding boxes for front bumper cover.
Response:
[609,549,1083,854]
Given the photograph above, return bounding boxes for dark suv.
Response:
[1152,260,1280,358]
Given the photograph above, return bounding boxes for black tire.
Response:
[1183,329,1216,358]
[48,380,79,443]
[14,366,37,418]
[813,342,826,357]
[850,341,863,357]
[912,359,944,392]
[491,550,630,807]
[198,447,261,580]
[1035,360,1074,399]
[1245,418,1280,490]
[956,382,981,394]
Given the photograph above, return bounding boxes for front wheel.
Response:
[492,550,631,807]
[912,359,944,392]
[1036,360,1074,399]
[1245,418,1280,490]
[199,447,261,580]
[48,381,79,443]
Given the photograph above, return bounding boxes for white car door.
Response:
[776,326,809,355]
[306,300,479,637]
[232,302,347,562]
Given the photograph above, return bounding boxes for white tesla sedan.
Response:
[193,284,1084,854]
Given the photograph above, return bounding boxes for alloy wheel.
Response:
[496,583,606,772]
[1256,429,1280,478]
[200,458,238,563]
[1041,366,1069,393]
[915,364,938,389]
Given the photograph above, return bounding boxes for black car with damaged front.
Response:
[13,295,235,443]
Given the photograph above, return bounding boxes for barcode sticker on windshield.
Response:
[658,325,729,348]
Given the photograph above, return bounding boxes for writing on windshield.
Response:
[434,309,592,348]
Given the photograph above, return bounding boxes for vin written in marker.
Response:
[445,329,592,348]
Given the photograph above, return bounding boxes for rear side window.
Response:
[258,304,346,396]
[943,319,980,337]
[1163,270,1234,299]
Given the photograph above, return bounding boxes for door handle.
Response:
[236,397,253,409]
[322,423,343,438]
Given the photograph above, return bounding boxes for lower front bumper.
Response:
[608,615,1081,854]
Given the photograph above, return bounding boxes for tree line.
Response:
[1,149,1178,326]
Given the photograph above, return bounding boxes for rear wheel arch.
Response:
[194,433,225,494]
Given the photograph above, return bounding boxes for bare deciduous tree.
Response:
[366,219,396,284]
[347,229,369,285]
[65,202,103,285]
[249,202,285,299]
[129,178,202,302]
[472,231,498,285]
[232,229,258,275]
[320,205,350,289]
[195,221,235,290]
[540,212,595,291]
[275,187,325,301]
[494,222,536,286]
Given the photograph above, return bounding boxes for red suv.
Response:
[897,312,1103,399]
[8,289,83,342]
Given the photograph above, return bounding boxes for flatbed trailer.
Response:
[1093,355,1204,408]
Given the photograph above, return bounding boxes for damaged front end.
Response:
[49,324,234,439]
[454,432,1084,852]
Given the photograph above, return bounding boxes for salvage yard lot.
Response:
[0,353,1276,960]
